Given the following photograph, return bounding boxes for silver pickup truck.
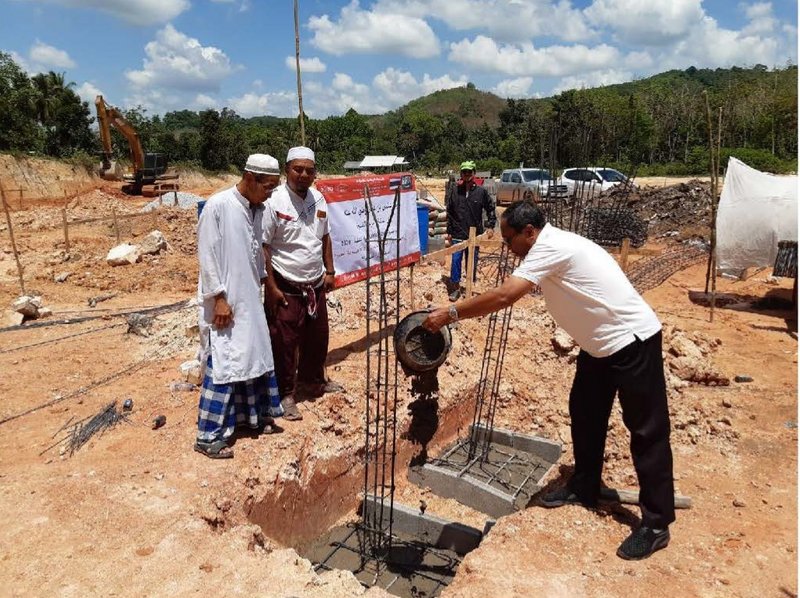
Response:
[493,168,569,205]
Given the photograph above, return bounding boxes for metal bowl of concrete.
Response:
[394,310,452,373]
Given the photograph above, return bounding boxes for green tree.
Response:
[0,52,42,152]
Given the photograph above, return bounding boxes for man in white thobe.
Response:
[194,153,283,459]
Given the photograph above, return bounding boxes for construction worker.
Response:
[424,200,675,560]
[445,160,496,301]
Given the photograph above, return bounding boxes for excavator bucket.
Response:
[97,160,123,181]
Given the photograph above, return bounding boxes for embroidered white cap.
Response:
[244,153,280,175]
[286,146,315,163]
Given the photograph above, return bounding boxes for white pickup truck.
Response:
[492,168,569,205]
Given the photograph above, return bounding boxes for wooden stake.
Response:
[619,237,631,273]
[62,208,70,253]
[112,207,121,244]
[709,107,722,323]
[0,183,26,295]
[703,91,716,295]
[465,226,477,298]
[18,189,23,211]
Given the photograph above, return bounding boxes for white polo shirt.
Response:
[262,183,329,284]
[512,223,661,358]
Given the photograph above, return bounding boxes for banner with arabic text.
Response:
[315,173,420,288]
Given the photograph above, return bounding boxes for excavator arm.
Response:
[94,95,145,176]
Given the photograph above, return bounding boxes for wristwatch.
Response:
[325,270,335,276]
[448,304,459,323]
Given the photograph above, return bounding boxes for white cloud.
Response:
[194,94,218,109]
[585,0,703,46]
[225,91,298,117]
[492,77,533,98]
[551,69,633,94]
[449,36,621,77]
[29,40,75,69]
[75,81,102,104]
[7,41,75,73]
[8,51,31,72]
[375,0,595,43]
[284,56,327,73]
[624,50,654,70]
[657,13,786,69]
[372,68,468,105]
[125,25,237,92]
[210,0,250,12]
[740,2,779,36]
[305,76,388,116]
[308,0,440,58]
[23,0,189,26]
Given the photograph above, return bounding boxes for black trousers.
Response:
[567,331,675,529]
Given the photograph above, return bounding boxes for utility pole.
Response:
[294,0,306,145]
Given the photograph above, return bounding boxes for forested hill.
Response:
[1,50,796,175]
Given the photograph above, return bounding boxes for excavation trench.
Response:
[245,384,477,552]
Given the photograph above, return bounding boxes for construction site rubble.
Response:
[138,230,168,255]
[106,243,140,266]
[601,179,712,240]
[12,295,43,318]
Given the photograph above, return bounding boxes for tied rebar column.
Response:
[361,183,402,575]
[466,243,519,461]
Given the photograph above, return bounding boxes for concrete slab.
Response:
[408,425,562,518]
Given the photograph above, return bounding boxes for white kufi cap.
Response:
[286,146,315,163]
[244,153,280,175]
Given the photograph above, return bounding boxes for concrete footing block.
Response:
[362,495,483,555]
[408,425,562,518]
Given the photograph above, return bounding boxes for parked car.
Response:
[559,167,634,195]
[493,168,569,205]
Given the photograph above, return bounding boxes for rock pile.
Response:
[105,230,169,266]
[601,179,712,239]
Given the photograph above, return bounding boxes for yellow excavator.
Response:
[95,95,178,195]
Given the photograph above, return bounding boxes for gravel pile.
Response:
[142,191,206,212]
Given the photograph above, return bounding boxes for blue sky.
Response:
[1,0,796,118]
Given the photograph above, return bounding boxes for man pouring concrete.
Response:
[194,154,283,459]
[262,146,343,421]
[424,200,675,560]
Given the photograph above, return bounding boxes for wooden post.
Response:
[112,207,121,244]
[62,208,70,253]
[18,189,23,211]
[294,0,306,145]
[409,263,416,310]
[465,226,477,298]
[619,237,631,273]
[709,106,722,323]
[0,184,26,295]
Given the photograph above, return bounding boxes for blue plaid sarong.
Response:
[196,356,283,443]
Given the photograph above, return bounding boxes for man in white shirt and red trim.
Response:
[424,199,675,561]
[262,146,343,421]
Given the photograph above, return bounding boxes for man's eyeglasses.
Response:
[290,165,316,176]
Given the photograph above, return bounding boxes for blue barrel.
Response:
[196,200,206,218]
[416,205,429,254]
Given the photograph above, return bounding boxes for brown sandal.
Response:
[281,396,303,421]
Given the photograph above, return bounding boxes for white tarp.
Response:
[716,157,797,274]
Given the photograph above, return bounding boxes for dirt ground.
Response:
[0,162,796,598]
